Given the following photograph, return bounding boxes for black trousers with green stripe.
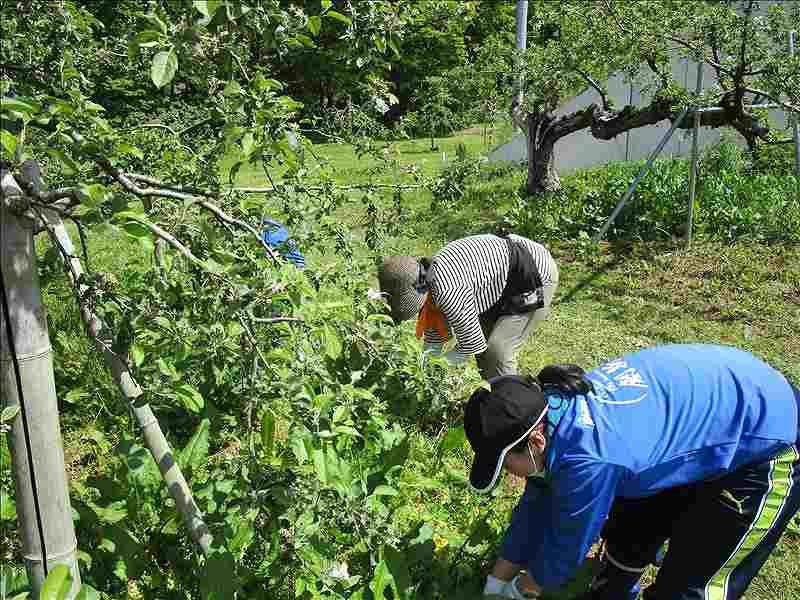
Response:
[588,387,800,600]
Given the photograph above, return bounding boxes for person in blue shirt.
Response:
[261,218,305,268]
[464,344,800,599]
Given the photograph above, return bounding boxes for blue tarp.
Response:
[261,219,305,268]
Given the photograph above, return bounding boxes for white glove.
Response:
[483,575,538,599]
[444,350,469,366]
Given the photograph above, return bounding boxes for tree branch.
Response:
[249,316,304,324]
[193,198,280,264]
[127,173,220,197]
[99,167,281,265]
[549,105,599,140]
[666,35,735,76]
[742,87,800,114]
[36,206,213,556]
[123,215,206,266]
[575,68,610,111]
[644,55,671,89]
[127,123,180,136]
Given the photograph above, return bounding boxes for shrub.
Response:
[506,142,800,243]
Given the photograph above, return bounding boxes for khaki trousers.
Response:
[476,280,558,380]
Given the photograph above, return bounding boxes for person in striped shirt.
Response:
[377,233,558,380]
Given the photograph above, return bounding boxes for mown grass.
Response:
[223,129,498,188]
[14,128,800,599]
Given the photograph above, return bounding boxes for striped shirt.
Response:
[424,234,558,356]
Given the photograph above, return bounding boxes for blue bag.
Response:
[261,219,305,268]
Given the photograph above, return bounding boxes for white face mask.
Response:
[526,441,546,480]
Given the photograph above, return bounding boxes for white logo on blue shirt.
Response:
[590,359,650,405]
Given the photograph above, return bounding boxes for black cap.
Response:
[464,376,547,493]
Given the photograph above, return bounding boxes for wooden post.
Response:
[0,169,81,598]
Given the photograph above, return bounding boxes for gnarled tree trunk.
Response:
[526,111,561,195]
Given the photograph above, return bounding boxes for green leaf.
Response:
[1,97,37,115]
[193,0,222,18]
[439,426,466,453]
[144,13,168,34]
[39,565,72,600]
[130,344,145,367]
[371,485,398,497]
[384,546,412,598]
[121,222,152,240]
[118,143,143,160]
[0,130,17,157]
[180,418,210,471]
[293,34,316,48]
[261,409,275,458]
[62,389,89,404]
[240,131,255,158]
[176,383,205,413]
[1,405,20,424]
[151,48,178,89]
[325,10,352,26]
[289,433,309,465]
[199,549,236,600]
[368,561,396,600]
[92,501,128,524]
[312,448,328,485]
[228,518,254,556]
[75,584,100,600]
[44,148,80,175]
[222,80,242,96]
[134,30,162,48]
[323,326,342,360]
[307,15,321,36]
[0,488,16,520]
[321,0,332,10]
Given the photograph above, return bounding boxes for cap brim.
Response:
[469,413,546,494]
[389,288,425,322]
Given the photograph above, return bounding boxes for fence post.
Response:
[511,0,528,132]
[790,30,800,180]
[1,169,81,597]
[686,59,704,246]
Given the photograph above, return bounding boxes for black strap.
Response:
[481,234,545,321]
[502,236,543,304]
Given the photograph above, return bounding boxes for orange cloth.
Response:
[415,293,450,341]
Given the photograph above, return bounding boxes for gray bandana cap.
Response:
[377,256,425,322]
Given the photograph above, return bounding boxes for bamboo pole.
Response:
[22,168,214,556]
[0,169,81,598]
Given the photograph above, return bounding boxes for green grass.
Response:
[13,129,800,599]
[223,128,497,188]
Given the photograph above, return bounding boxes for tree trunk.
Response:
[526,112,561,195]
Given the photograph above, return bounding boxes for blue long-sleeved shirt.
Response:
[504,344,798,590]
